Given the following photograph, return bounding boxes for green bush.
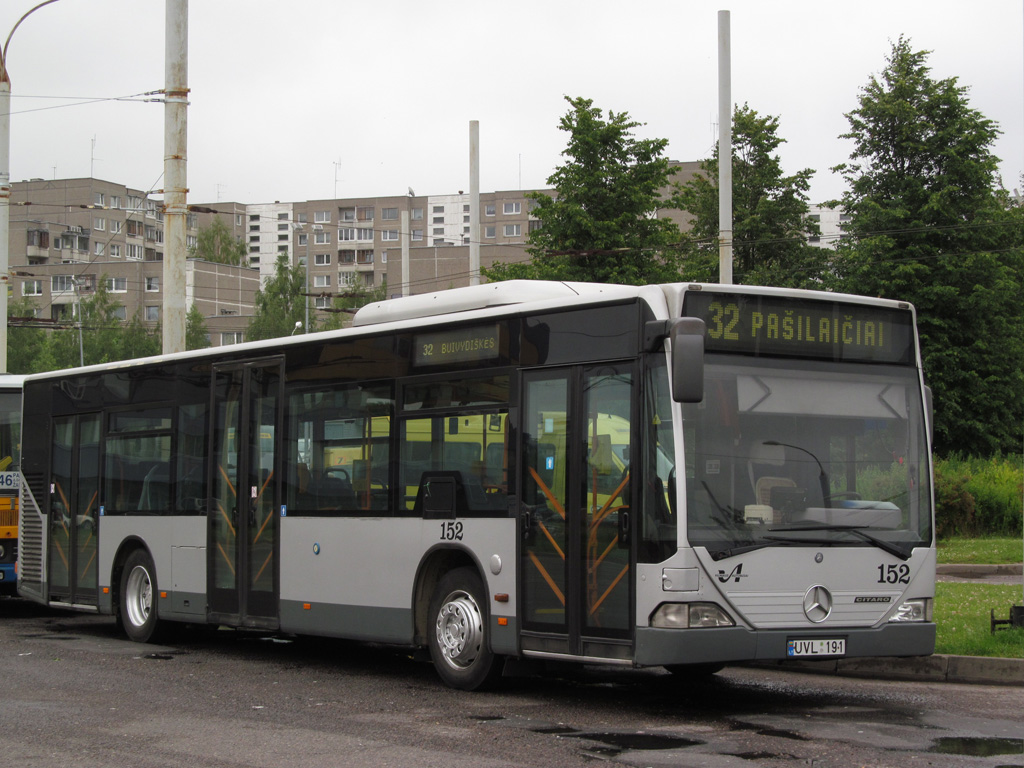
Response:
[934,455,1023,537]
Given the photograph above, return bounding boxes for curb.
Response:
[936,563,1023,577]
[748,654,1024,687]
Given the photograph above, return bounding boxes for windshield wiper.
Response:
[767,524,912,561]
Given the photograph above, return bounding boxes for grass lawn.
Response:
[936,537,1022,565]
[934,582,1023,658]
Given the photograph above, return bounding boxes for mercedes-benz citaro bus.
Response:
[17,281,934,689]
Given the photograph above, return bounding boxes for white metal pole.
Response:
[0,78,9,372]
[717,10,733,285]
[400,210,410,297]
[162,0,188,354]
[469,120,481,286]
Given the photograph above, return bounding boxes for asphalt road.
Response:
[0,596,1021,768]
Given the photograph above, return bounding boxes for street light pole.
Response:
[0,0,63,373]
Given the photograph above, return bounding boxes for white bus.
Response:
[17,281,935,688]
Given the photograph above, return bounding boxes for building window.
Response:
[432,216,444,224]
[110,220,122,234]
[314,231,331,245]
[357,206,374,221]
[314,210,330,223]
[339,228,356,242]
[315,296,331,309]
[145,305,160,321]
[127,244,143,260]
[107,277,128,292]
[485,204,496,216]
[485,226,496,239]
[314,275,331,288]
[433,206,444,214]
[339,207,355,222]
[356,250,373,265]
[411,229,423,241]
[278,234,289,242]
[110,196,121,209]
[222,331,244,345]
[432,228,444,236]
[94,217,105,231]
[314,253,331,266]
[297,233,308,246]
[112,306,127,321]
[339,271,356,286]
[382,229,398,241]
[95,242,105,257]
[357,228,374,241]
[249,214,259,222]
[381,207,398,220]
[22,280,42,296]
[146,276,160,292]
[503,202,521,215]
[236,214,244,226]
[278,223,289,231]
[278,245,288,253]
[411,208,423,221]
[52,275,74,293]
[94,192,105,206]
[504,224,521,237]
[278,212,288,220]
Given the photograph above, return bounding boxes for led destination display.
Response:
[413,323,502,366]
[683,292,916,364]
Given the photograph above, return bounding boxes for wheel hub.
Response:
[435,592,483,669]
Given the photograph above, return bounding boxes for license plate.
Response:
[787,638,845,657]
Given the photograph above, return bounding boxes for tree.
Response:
[318,279,388,332]
[186,304,211,350]
[832,37,1024,455]
[7,298,49,374]
[482,96,683,285]
[190,216,247,266]
[672,104,825,287]
[246,254,309,341]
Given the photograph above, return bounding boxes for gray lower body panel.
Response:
[635,623,936,667]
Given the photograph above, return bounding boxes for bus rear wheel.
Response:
[428,568,500,690]
[119,549,165,643]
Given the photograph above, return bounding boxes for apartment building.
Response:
[8,163,706,347]
[9,177,257,346]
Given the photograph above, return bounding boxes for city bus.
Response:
[0,375,25,596]
[17,281,935,688]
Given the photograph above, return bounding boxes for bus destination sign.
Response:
[413,323,501,366]
[683,292,915,364]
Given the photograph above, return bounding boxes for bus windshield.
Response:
[683,356,932,560]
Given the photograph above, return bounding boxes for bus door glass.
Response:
[209,360,281,627]
[48,413,100,605]
[520,364,634,657]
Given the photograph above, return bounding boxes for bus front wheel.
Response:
[119,549,164,643]
[428,568,500,690]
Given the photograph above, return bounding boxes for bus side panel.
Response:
[278,516,517,650]
[16,476,46,603]
[97,516,178,616]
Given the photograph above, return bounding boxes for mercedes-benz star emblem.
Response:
[803,585,833,623]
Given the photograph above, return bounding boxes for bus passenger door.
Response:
[520,364,635,660]
[47,413,100,606]
[209,359,282,629]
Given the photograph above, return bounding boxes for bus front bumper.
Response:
[634,622,936,667]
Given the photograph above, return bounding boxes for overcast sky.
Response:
[4,0,1022,207]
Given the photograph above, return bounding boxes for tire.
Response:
[428,567,501,690]
[664,662,725,677]
[118,549,165,643]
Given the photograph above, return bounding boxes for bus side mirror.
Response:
[671,318,705,404]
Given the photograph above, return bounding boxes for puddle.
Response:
[929,737,1024,757]
[564,732,703,756]
[469,715,505,722]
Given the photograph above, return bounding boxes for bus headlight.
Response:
[888,598,932,623]
[651,602,735,629]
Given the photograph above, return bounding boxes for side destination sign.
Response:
[683,292,915,364]
[414,323,501,366]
